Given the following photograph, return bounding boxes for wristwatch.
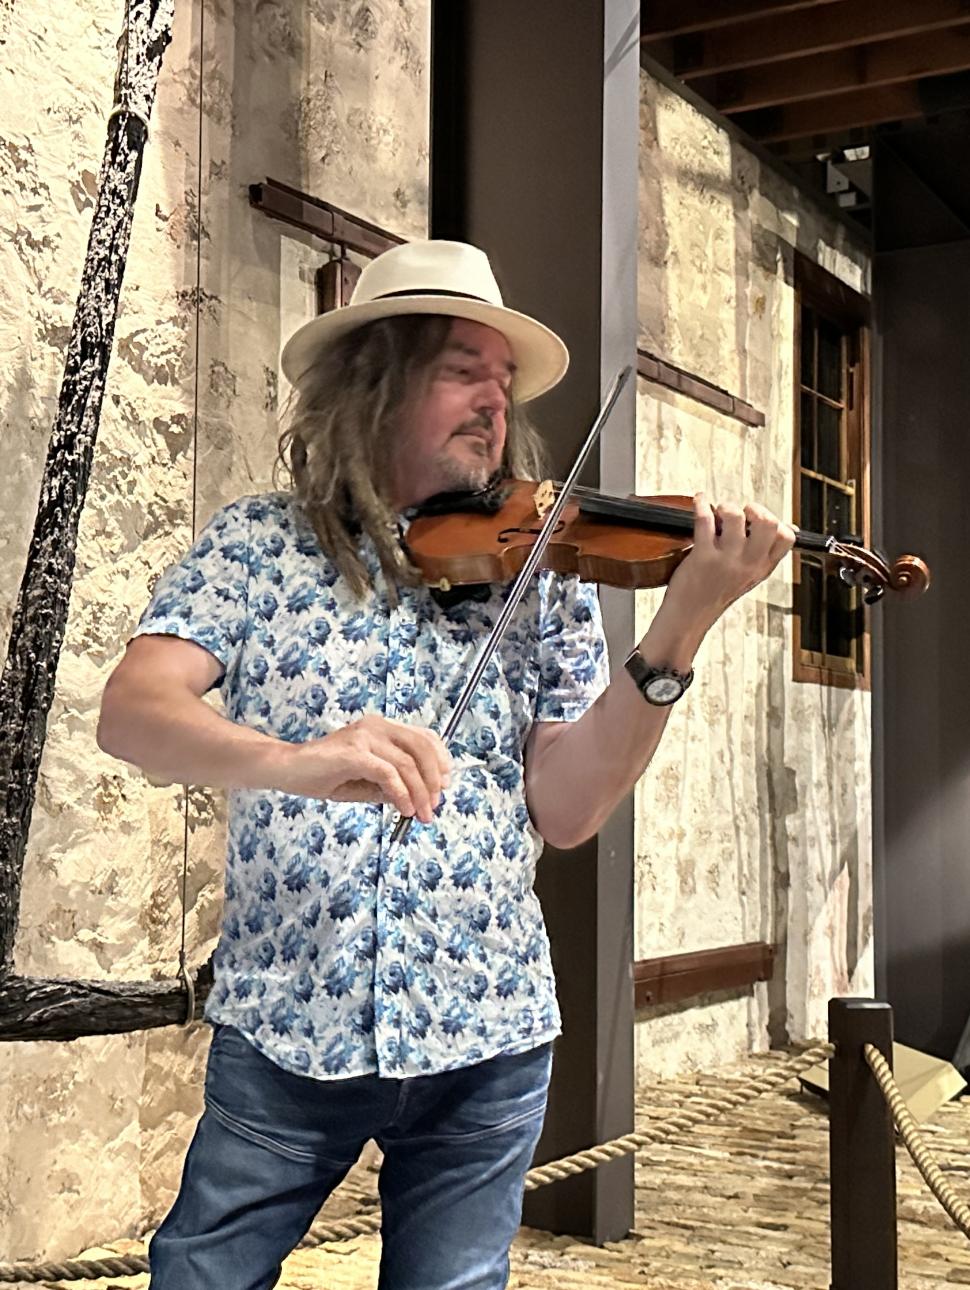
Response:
[624,646,694,706]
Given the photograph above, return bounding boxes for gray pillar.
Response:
[431,0,640,1241]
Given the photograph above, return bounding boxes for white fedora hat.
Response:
[280,240,569,402]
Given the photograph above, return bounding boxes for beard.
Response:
[427,416,497,494]
[428,447,493,494]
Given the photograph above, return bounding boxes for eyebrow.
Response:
[445,341,517,376]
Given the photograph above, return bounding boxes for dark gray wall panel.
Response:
[874,239,970,1059]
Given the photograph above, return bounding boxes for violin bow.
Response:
[389,364,634,847]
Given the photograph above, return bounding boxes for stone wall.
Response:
[0,0,430,1260]
[633,72,874,1080]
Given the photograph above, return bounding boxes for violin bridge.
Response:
[533,479,555,518]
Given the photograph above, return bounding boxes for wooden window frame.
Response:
[793,253,872,691]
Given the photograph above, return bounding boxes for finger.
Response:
[378,740,438,822]
[743,503,794,555]
[434,733,452,783]
[352,720,447,821]
[386,724,449,811]
[742,503,780,561]
[715,501,746,554]
[692,491,716,550]
[413,727,452,782]
[346,757,415,818]
[766,522,797,567]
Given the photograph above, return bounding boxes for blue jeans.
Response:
[148,1025,553,1290]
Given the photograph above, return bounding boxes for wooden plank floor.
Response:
[58,1051,970,1289]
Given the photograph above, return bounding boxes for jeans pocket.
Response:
[204,1096,324,1165]
[204,1026,380,1168]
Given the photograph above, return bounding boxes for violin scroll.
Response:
[887,554,932,598]
[829,539,931,604]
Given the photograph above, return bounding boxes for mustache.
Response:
[454,413,494,437]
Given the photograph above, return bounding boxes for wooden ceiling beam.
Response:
[737,84,929,143]
[701,27,970,113]
[640,0,839,42]
[649,0,970,80]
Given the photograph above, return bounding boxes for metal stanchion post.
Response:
[829,997,897,1290]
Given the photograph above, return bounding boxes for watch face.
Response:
[645,675,683,704]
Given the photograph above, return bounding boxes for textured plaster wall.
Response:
[633,73,874,1081]
[0,0,429,1261]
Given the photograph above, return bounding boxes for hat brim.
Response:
[280,295,569,402]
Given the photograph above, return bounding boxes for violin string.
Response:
[551,481,832,553]
[553,483,696,533]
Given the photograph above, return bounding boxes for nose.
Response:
[474,374,508,417]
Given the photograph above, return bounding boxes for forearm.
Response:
[526,597,710,849]
[97,676,288,791]
[98,669,449,820]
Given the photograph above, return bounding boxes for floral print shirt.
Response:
[133,492,609,1080]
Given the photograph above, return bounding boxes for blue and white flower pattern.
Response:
[133,493,609,1080]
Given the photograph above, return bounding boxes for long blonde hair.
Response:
[277,315,548,599]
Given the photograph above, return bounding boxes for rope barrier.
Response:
[521,1040,834,1191]
[863,1042,970,1241]
[0,1042,834,1283]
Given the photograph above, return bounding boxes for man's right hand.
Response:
[274,715,452,824]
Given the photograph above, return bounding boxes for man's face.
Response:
[390,317,515,509]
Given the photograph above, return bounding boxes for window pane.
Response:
[817,317,843,401]
[826,484,852,539]
[800,306,815,390]
[825,572,856,661]
[801,474,824,534]
[800,560,824,653]
[817,401,841,480]
[800,392,815,469]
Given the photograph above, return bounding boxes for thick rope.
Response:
[0,1042,834,1282]
[522,1040,834,1190]
[864,1042,970,1241]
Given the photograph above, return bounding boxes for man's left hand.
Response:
[663,491,796,634]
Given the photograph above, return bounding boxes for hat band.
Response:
[369,287,493,304]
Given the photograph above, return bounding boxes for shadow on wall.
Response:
[637,72,669,361]
[753,602,794,1048]
[636,982,760,1023]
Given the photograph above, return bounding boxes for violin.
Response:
[406,477,931,605]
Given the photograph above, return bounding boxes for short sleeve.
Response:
[534,573,610,723]
[131,498,252,679]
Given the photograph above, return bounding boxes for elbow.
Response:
[97,677,134,761]
[540,828,596,852]
[534,813,601,852]
[526,761,610,850]
[96,704,122,760]
[527,784,603,851]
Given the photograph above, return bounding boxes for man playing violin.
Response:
[97,239,795,1290]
